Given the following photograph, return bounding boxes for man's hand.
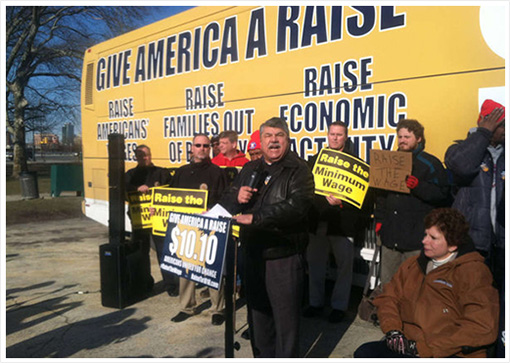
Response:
[479,107,505,133]
[234,214,253,225]
[326,194,343,207]
[406,175,419,189]
[237,186,257,204]
[137,184,150,193]
[385,330,418,356]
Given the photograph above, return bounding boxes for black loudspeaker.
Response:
[99,243,147,308]
[100,134,148,308]
[108,133,125,246]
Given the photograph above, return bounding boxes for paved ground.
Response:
[5,192,54,202]
[4,216,382,359]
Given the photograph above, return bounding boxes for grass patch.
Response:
[6,162,81,195]
[6,176,51,195]
[6,197,84,225]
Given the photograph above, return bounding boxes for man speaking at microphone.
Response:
[220,117,315,358]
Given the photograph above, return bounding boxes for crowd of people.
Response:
[124,99,505,358]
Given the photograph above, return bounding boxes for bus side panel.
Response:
[81,5,506,226]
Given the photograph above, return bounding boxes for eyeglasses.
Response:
[194,144,211,148]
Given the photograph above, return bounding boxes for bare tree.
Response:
[6,6,151,177]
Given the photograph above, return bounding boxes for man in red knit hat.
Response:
[247,130,262,161]
[445,99,505,357]
[446,99,505,275]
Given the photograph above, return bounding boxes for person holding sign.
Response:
[126,144,171,194]
[169,134,228,326]
[125,144,172,293]
[375,119,449,285]
[304,121,368,323]
[220,117,315,358]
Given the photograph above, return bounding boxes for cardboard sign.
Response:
[151,188,208,236]
[127,191,152,230]
[161,212,231,290]
[369,149,412,193]
[312,149,370,209]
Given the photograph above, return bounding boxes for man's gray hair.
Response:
[193,133,210,142]
[260,117,290,137]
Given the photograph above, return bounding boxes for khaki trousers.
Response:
[179,277,225,315]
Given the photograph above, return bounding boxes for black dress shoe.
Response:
[171,312,192,323]
[302,306,323,318]
[211,314,225,326]
[328,309,345,323]
[166,286,179,297]
[241,328,250,340]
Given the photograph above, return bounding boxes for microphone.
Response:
[244,163,266,189]
[246,170,260,188]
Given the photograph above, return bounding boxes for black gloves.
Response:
[385,330,418,356]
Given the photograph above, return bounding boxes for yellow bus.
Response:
[81,5,506,231]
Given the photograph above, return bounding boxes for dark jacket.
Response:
[375,145,450,251]
[445,127,505,252]
[307,141,371,236]
[220,150,315,259]
[170,159,227,208]
[374,239,499,358]
[125,164,171,192]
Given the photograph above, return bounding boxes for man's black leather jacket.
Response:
[220,150,315,259]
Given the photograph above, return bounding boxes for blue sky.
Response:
[146,6,194,23]
[32,6,195,140]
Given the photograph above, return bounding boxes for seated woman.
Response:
[354,208,499,358]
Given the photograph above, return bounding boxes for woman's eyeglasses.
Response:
[194,143,211,148]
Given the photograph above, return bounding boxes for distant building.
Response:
[62,123,75,145]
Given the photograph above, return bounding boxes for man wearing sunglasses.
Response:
[169,134,228,326]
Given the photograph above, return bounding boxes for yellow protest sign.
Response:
[369,149,412,194]
[151,188,208,236]
[127,191,153,230]
[231,224,240,238]
[312,149,370,209]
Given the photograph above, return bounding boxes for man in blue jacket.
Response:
[445,100,505,358]
[445,100,505,289]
